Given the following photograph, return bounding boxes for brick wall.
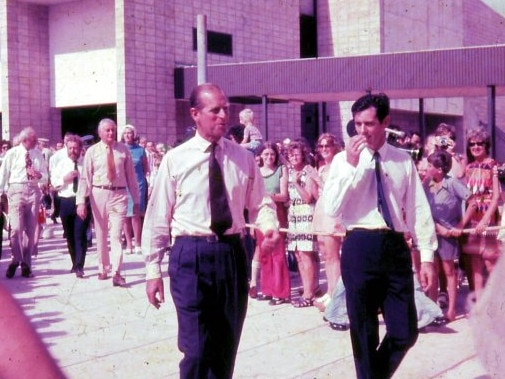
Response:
[0,1,52,141]
[116,0,177,143]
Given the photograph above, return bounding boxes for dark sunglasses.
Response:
[468,141,485,147]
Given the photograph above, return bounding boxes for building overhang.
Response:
[175,45,505,103]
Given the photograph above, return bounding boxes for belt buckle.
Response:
[206,235,219,243]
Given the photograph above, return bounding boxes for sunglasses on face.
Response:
[468,141,485,147]
[318,144,333,149]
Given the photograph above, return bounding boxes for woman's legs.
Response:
[131,214,143,253]
[295,250,317,299]
[323,236,342,297]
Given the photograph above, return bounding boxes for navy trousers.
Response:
[60,197,91,271]
[169,235,248,379]
[341,229,418,379]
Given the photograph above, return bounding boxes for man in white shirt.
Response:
[142,83,280,379]
[0,127,48,278]
[51,135,91,278]
[323,93,437,379]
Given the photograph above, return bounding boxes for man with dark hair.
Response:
[324,93,437,379]
[51,135,92,278]
[225,123,245,144]
[142,83,279,378]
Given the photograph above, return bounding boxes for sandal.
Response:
[268,297,289,306]
[292,297,314,308]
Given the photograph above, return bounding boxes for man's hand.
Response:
[419,262,435,292]
[346,135,367,167]
[76,204,87,220]
[146,278,165,309]
[260,229,280,254]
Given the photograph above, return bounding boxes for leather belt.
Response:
[175,234,242,244]
[346,227,398,236]
[93,185,126,191]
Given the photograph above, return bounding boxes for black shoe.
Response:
[20,263,33,278]
[329,322,349,331]
[257,294,273,301]
[70,268,76,274]
[75,269,84,278]
[428,316,449,327]
[6,263,19,278]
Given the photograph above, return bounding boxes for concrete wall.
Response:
[0,0,53,140]
[49,0,116,108]
[463,0,505,161]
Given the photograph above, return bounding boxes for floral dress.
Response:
[463,157,499,255]
[465,158,498,224]
[287,165,318,252]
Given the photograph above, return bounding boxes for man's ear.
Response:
[382,115,391,128]
[189,107,199,122]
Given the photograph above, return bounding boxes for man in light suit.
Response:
[0,127,48,278]
[77,119,140,287]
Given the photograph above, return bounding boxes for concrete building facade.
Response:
[0,0,504,153]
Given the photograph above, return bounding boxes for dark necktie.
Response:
[25,151,34,180]
[209,143,232,236]
[106,145,116,182]
[373,152,394,229]
[73,160,78,193]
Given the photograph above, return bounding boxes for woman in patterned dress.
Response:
[461,127,500,297]
[286,140,320,307]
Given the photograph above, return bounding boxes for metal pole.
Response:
[487,85,496,158]
[418,98,426,143]
[197,15,207,84]
[262,95,268,141]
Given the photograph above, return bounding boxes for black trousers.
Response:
[341,229,418,379]
[169,235,248,379]
[60,197,91,271]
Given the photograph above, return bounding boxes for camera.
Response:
[498,166,505,182]
[435,136,453,150]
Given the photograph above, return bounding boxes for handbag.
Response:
[287,250,298,272]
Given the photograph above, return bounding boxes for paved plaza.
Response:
[0,223,491,378]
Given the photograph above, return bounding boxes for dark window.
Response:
[192,28,233,56]
[300,14,317,58]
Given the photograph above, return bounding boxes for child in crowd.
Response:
[423,150,472,322]
[239,108,263,154]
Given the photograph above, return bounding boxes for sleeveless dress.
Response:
[257,164,290,299]
[287,165,317,252]
[463,157,498,255]
[263,165,288,228]
[126,143,148,216]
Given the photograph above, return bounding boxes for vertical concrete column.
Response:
[0,1,52,141]
[115,0,177,144]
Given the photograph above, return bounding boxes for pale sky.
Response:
[482,0,505,16]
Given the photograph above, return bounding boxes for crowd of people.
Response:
[1,84,505,378]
